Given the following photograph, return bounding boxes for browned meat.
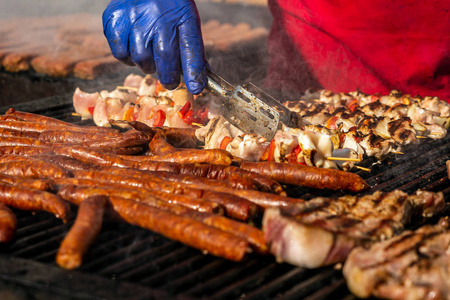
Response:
[240,161,369,192]
[56,195,106,269]
[262,190,445,268]
[343,218,450,300]
[0,203,17,243]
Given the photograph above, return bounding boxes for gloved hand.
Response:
[103,0,208,94]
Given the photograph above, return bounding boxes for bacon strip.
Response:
[0,203,17,243]
[56,195,106,269]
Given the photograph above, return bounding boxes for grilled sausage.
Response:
[37,129,122,143]
[0,119,118,134]
[0,173,54,191]
[0,182,71,222]
[0,127,40,139]
[240,161,370,192]
[31,154,94,171]
[0,159,70,179]
[0,203,17,243]
[148,132,179,155]
[108,195,250,261]
[121,148,233,166]
[0,145,55,156]
[56,195,106,269]
[74,168,259,221]
[0,136,47,147]
[56,181,223,215]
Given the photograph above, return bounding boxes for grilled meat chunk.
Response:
[343,218,450,300]
[262,190,445,268]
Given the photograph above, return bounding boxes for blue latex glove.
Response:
[103,0,208,94]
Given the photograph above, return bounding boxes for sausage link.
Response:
[55,180,223,215]
[108,195,249,261]
[148,132,179,155]
[56,195,106,269]
[0,182,71,222]
[0,159,71,179]
[78,168,258,221]
[0,173,54,191]
[0,203,17,243]
[122,149,233,166]
[31,154,94,171]
[0,127,40,139]
[240,161,370,192]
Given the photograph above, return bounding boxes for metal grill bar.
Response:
[0,95,449,299]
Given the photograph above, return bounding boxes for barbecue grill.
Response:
[0,94,448,300]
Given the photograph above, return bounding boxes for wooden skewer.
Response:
[355,166,371,172]
[326,157,362,162]
[392,151,404,155]
[429,132,443,136]
[416,136,428,139]
[116,86,139,92]
[72,113,81,117]
[191,122,204,127]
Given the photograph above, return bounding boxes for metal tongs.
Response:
[206,69,301,140]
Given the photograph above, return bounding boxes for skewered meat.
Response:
[343,218,450,300]
[262,190,445,268]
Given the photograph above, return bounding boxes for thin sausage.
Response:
[0,203,17,243]
[0,182,71,222]
[75,168,258,221]
[55,180,223,215]
[0,159,70,179]
[56,195,106,269]
[240,161,370,192]
[121,149,233,166]
[0,173,54,191]
[108,195,250,261]
[148,132,179,155]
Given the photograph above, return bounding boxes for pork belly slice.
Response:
[262,190,444,269]
[343,218,450,300]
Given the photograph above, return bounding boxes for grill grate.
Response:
[0,96,449,299]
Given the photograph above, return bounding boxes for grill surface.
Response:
[0,95,449,300]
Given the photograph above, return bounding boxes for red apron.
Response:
[264,0,450,102]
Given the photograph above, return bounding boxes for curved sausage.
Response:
[0,182,71,222]
[56,195,106,269]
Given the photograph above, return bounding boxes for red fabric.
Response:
[265,0,450,102]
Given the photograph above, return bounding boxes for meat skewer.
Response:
[0,203,17,243]
[56,195,107,270]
